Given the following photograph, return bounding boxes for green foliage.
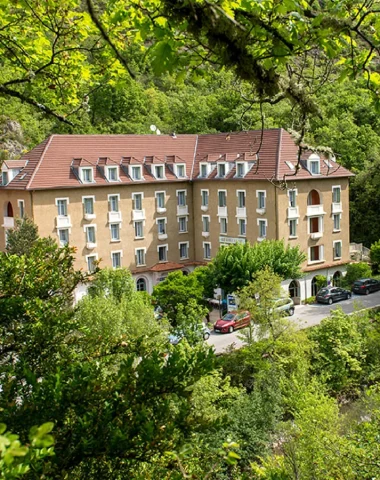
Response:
[344,262,372,286]
[210,241,306,294]
[304,296,316,305]
[370,240,380,272]
[87,267,135,302]
[5,217,38,256]
[314,275,327,291]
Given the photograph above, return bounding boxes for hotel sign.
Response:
[219,236,246,245]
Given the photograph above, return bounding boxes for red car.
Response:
[214,310,251,334]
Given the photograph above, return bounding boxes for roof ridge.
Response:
[26,135,54,190]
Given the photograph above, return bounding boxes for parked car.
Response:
[169,324,211,345]
[273,297,295,316]
[316,286,351,304]
[214,310,251,334]
[351,278,380,295]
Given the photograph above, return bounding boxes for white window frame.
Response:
[86,253,98,273]
[217,162,227,178]
[17,199,25,219]
[307,154,321,175]
[154,164,166,180]
[58,228,69,246]
[175,164,186,178]
[82,195,95,217]
[333,213,341,232]
[135,247,146,266]
[257,218,267,240]
[134,220,144,239]
[201,189,209,208]
[111,250,123,269]
[106,165,120,182]
[157,244,168,263]
[238,218,246,236]
[156,217,167,235]
[108,194,120,212]
[332,185,341,203]
[84,224,97,244]
[155,191,166,212]
[288,218,298,238]
[333,240,342,260]
[308,216,324,235]
[219,217,228,235]
[199,163,209,178]
[203,242,211,260]
[309,245,324,264]
[110,223,121,242]
[80,167,94,184]
[131,165,143,181]
[235,162,246,178]
[132,192,144,211]
[218,189,227,207]
[55,197,69,217]
[202,215,210,233]
[176,189,187,207]
[256,190,266,211]
[179,241,189,260]
[237,190,246,208]
[178,216,188,233]
[288,189,298,207]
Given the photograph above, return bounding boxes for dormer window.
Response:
[154,165,165,179]
[107,166,119,182]
[81,167,94,183]
[176,164,186,178]
[307,154,320,175]
[2,172,8,185]
[199,163,209,178]
[131,165,142,181]
[235,162,246,178]
[217,163,226,178]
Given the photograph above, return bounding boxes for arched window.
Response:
[289,280,300,299]
[333,271,342,287]
[307,190,320,206]
[136,278,147,292]
[311,276,319,296]
[6,202,13,217]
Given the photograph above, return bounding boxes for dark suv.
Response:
[352,278,380,295]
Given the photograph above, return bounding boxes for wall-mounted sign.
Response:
[219,236,246,245]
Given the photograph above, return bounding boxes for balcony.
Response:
[217,206,227,217]
[84,213,96,221]
[2,216,14,228]
[108,211,122,223]
[86,242,97,250]
[157,207,166,214]
[202,231,210,238]
[201,205,208,212]
[287,206,299,219]
[332,202,342,214]
[158,233,168,241]
[177,205,188,216]
[55,215,72,229]
[310,232,323,240]
[306,204,325,216]
[131,209,145,221]
[236,207,247,218]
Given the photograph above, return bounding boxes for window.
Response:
[2,172,8,185]
[156,191,165,210]
[56,198,68,216]
[109,195,119,212]
[178,216,187,233]
[112,251,122,268]
[220,217,227,234]
[177,190,186,206]
[83,197,94,215]
[289,219,297,237]
[154,165,165,179]
[258,219,267,238]
[218,190,227,207]
[333,213,341,231]
[87,255,97,273]
[18,200,25,219]
[158,245,168,262]
[257,191,266,210]
[236,162,245,177]
[157,218,166,235]
[179,242,189,259]
[131,166,142,180]
[58,229,69,246]
[310,160,320,174]
[333,241,342,259]
[136,278,147,291]
[203,242,211,259]
[110,223,120,241]
[176,164,186,178]
[289,190,297,207]
[217,163,226,177]
[86,226,96,244]
[202,215,210,233]
[135,248,146,266]
[201,190,209,208]
[107,166,118,182]
[133,193,143,210]
[239,218,246,236]
[310,245,323,262]
[200,163,208,178]
[134,221,144,238]
[332,186,341,203]
[81,168,93,183]
[237,191,246,208]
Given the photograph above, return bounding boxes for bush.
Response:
[304,296,316,305]
[344,262,372,286]
[370,240,380,274]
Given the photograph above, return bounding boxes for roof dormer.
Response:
[307,153,321,175]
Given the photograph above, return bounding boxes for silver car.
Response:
[273,297,295,316]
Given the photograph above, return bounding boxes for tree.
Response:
[5,217,38,256]
[370,240,380,273]
[344,262,372,287]
[87,267,135,302]
[209,240,306,294]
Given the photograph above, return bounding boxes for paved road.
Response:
[207,291,380,354]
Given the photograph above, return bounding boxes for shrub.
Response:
[370,240,380,274]
[304,296,316,305]
[344,262,372,286]
[315,275,327,291]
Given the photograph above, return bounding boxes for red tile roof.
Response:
[0,129,353,191]
[303,259,350,272]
